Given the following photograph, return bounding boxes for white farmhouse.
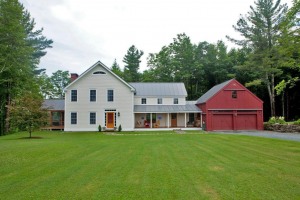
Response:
[50,61,202,131]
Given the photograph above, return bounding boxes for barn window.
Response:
[232,90,237,98]
[93,71,106,75]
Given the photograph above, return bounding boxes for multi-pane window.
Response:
[107,90,114,102]
[157,98,162,104]
[90,90,96,102]
[173,98,178,104]
[71,112,77,124]
[90,112,96,124]
[232,90,237,99]
[141,98,147,104]
[71,90,77,102]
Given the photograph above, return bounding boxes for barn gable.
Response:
[196,79,264,131]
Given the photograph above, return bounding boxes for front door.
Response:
[106,112,115,128]
[171,113,177,127]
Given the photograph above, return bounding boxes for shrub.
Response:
[118,124,122,132]
[268,116,286,124]
[294,119,300,125]
[98,125,102,132]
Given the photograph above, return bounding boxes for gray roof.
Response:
[196,79,233,104]
[43,99,65,110]
[129,83,187,97]
[134,104,201,113]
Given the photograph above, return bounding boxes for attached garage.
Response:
[197,79,264,131]
[236,113,257,130]
[212,114,233,130]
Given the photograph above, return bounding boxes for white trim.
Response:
[70,112,77,125]
[70,89,78,102]
[89,89,97,103]
[64,61,136,92]
[107,89,114,102]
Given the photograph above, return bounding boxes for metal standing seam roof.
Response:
[134,104,202,113]
[196,79,233,104]
[43,99,65,110]
[129,82,187,97]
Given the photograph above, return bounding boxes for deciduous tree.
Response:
[9,92,48,138]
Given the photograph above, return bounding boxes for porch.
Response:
[43,110,64,130]
[134,112,202,129]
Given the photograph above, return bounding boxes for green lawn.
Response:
[0,131,299,200]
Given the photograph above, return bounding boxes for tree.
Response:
[274,1,300,119]
[0,0,52,135]
[111,59,123,78]
[9,92,48,138]
[227,0,288,117]
[123,45,144,82]
[148,46,175,82]
[37,72,55,99]
[49,70,70,99]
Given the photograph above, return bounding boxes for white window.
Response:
[90,90,96,102]
[93,71,106,75]
[71,90,77,102]
[71,112,77,124]
[157,98,162,104]
[90,112,96,124]
[107,90,114,102]
[174,98,178,104]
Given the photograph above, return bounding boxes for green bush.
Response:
[118,124,122,132]
[268,116,286,124]
[98,125,102,132]
[293,119,300,125]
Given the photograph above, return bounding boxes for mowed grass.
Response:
[0,131,299,200]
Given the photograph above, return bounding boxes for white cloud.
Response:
[19,0,292,75]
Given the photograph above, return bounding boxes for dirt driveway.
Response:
[210,130,300,142]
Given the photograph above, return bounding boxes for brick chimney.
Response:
[70,73,79,82]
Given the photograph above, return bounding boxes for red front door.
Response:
[106,112,114,128]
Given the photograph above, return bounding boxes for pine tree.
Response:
[111,59,123,78]
[123,45,143,82]
[0,0,52,134]
[227,0,288,117]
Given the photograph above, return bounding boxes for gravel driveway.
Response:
[210,130,300,142]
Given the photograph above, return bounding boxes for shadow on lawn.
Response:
[19,136,44,139]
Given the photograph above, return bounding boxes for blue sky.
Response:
[20,0,292,75]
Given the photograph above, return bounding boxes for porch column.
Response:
[200,113,203,127]
[150,113,152,128]
[167,113,170,128]
[184,113,187,128]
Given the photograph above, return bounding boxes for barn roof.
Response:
[43,99,65,110]
[196,79,233,104]
[129,82,187,97]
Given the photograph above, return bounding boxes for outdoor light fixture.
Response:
[118,112,120,117]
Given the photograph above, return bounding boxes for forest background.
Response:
[0,0,299,135]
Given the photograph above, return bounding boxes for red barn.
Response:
[196,79,263,131]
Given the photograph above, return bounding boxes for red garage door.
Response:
[236,114,257,130]
[212,114,233,130]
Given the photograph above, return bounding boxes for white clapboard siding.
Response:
[134,97,186,105]
[64,63,134,131]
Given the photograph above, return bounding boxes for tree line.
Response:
[112,0,300,122]
[0,0,299,135]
